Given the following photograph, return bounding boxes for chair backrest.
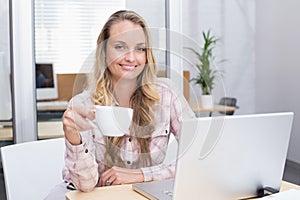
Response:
[219,97,238,115]
[1,138,65,200]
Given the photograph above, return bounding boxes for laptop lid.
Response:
[132,112,294,200]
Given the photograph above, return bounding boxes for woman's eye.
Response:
[115,45,125,50]
[136,47,145,52]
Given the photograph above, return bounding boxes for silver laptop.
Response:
[132,112,294,200]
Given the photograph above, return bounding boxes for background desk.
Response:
[189,101,236,113]
[0,127,12,141]
[0,121,64,141]
[0,101,66,141]
[66,181,300,200]
[37,121,64,139]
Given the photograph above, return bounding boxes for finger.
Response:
[109,175,119,185]
[101,167,119,186]
[107,175,117,186]
[70,104,95,121]
[62,109,77,130]
[100,169,112,186]
[71,105,96,129]
[64,109,94,131]
[101,177,114,187]
[104,179,112,186]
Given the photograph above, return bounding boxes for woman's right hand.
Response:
[62,104,95,145]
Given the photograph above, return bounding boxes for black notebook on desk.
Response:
[132,113,294,200]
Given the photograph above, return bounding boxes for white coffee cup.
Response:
[95,105,133,137]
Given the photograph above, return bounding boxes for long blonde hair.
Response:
[89,10,160,168]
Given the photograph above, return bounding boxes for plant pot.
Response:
[200,95,214,109]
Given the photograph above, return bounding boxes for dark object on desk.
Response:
[218,97,239,115]
[37,111,64,121]
[257,187,279,197]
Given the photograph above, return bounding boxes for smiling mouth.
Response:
[119,64,137,70]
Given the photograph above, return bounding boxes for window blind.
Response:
[34,0,125,73]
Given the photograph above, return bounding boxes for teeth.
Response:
[122,65,135,69]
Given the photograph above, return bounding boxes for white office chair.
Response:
[1,138,65,200]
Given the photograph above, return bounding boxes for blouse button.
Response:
[127,161,131,165]
[129,137,132,142]
[165,130,168,134]
[85,149,88,153]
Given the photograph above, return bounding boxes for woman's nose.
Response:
[124,50,135,62]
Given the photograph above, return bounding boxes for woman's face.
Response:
[106,20,147,83]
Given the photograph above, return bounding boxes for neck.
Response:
[112,78,137,107]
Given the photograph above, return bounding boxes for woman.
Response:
[62,10,195,193]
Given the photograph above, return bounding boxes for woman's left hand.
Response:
[100,166,144,186]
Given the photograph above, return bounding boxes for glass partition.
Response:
[0,0,13,145]
[33,0,168,139]
[0,0,13,198]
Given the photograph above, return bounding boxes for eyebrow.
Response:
[136,42,146,46]
[111,40,146,46]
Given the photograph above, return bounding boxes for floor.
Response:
[0,160,299,200]
[283,159,300,185]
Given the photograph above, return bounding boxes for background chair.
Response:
[1,138,65,200]
[218,97,239,115]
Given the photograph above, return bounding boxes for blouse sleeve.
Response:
[64,136,99,192]
[63,91,100,192]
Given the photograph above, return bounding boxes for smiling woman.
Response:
[45,10,195,199]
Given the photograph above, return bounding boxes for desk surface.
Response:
[66,184,146,200]
[66,181,300,200]
[0,126,13,141]
[37,121,64,139]
[188,101,236,113]
[0,121,64,141]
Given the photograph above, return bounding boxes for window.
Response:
[34,0,125,73]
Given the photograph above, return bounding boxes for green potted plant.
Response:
[186,30,220,109]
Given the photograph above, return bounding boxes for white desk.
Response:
[66,181,300,200]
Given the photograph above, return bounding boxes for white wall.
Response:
[181,0,300,163]
[182,0,256,114]
[256,0,300,163]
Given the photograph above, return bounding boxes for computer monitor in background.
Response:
[36,63,58,100]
